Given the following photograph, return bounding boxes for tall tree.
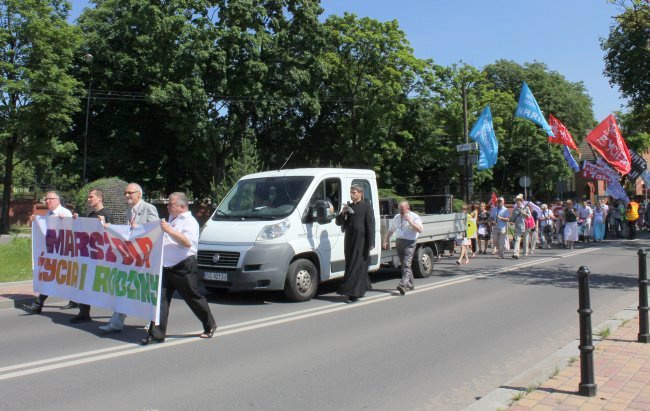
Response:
[0,0,81,233]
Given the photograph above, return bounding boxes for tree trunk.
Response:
[0,133,17,234]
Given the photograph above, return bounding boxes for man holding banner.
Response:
[141,192,217,345]
[100,182,159,333]
[23,191,73,314]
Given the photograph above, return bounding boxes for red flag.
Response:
[489,192,498,207]
[548,114,579,153]
[585,114,632,175]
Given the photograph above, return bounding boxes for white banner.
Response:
[32,217,164,323]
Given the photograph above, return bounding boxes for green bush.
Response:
[74,177,129,224]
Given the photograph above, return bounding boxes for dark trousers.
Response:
[628,220,638,239]
[78,304,90,316]
[149,256,216,340]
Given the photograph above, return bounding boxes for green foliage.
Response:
[0,0,82,233]
[0,237,31,282]
[211,138,261,205]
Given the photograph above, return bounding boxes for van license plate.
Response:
[203,272,228,281]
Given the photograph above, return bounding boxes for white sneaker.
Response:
[98,324,122,333]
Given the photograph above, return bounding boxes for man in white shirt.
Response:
[382,201,423,295]
[578,200,593,242]
[141,192,216,345]
[100,182,159,333]
[22,191,73,314]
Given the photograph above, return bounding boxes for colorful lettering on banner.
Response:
[596,157,622,183]
[583,161,617,183]
[32,217,164,323]
[585,114,632,175]
[548,114,579,151]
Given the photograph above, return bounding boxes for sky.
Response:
[67,0,628,121]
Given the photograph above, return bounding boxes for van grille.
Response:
[197,250,240,269]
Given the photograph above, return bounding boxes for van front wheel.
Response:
[284,259,318,302]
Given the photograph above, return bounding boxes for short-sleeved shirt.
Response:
[388,211,422,241]
[163,211,199,267]
[495,206,510,230]
[49,205,73,217]
[88,208,113,224]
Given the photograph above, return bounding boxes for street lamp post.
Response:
[82,53,93,183]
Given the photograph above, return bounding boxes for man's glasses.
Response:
[124,191,138,195]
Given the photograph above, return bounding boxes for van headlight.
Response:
[256,220,291,241]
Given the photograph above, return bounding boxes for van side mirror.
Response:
[315,200,334,224]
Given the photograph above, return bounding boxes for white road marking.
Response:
[0,247,602,381]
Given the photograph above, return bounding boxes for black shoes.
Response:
[396,284,406,296]
[22,303,42,314]
[70,315,92,324]
[61,302,78,310]
[512,255,519,259]
[200,326,217,339]
[140,335,165,345]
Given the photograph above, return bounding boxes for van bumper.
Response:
[198,243,295,291]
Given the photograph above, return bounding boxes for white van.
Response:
[198,168,381,301]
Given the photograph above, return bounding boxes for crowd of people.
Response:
[452,194,644,263]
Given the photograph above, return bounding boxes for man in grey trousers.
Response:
[382,201,423,295]
[99,182,159,333]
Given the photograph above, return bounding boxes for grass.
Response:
[550,366,561,379]
[0,237,32,283]
[596,325,611,339]
[509,382,541,405]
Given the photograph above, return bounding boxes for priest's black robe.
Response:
[335,200,375,298]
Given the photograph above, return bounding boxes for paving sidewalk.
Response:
[507,314,650,411]
[0,280,38,309]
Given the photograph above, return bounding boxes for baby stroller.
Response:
[542,224,553,248]
[578,219,587,242]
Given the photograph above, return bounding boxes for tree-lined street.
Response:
[0,238,645,410]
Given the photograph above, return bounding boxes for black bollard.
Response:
[638,249,649,343]
[577,266,597,397]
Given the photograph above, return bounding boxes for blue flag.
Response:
[514,81,554,137]
[469,106,498,170]
[563,145,579,172]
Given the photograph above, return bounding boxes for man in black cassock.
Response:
[335,184,375,301]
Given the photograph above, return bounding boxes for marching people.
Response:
[142,192,217,345]
[477,202,491,254]
[22,191,74,314]
[562,200,579,249]
[383,201,423,295]
[577,199,593,242]
[69,188,114,323]
[336,184,375,302]
[492,197,510,259]
[592,201,607,242]
[99,182,159,333]
[626,197,640,239]
[539,204,555,249]
[469,203,478,257]
[510,194,531,259]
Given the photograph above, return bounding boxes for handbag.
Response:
[525,215,535,230]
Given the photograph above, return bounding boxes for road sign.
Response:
[458,155,478,165]
[519,176,531,187]
[456,142,479,152]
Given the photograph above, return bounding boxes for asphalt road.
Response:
[0,237,646,411]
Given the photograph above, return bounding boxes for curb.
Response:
[464,305,639,411]
[0,280,37,310]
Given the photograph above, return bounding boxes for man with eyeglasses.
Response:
[99,182,159,333]
[22,191,73,314]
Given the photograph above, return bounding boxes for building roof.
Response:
[577,139,598,162]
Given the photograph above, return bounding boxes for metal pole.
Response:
[82,53,93,184]
[577,266,597,397]
[462,83,469,203]
[82,80,91,183]
[638,249,649,343]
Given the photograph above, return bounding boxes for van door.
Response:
[303,178,345,280]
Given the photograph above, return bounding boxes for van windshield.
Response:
[213,176,314,220]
